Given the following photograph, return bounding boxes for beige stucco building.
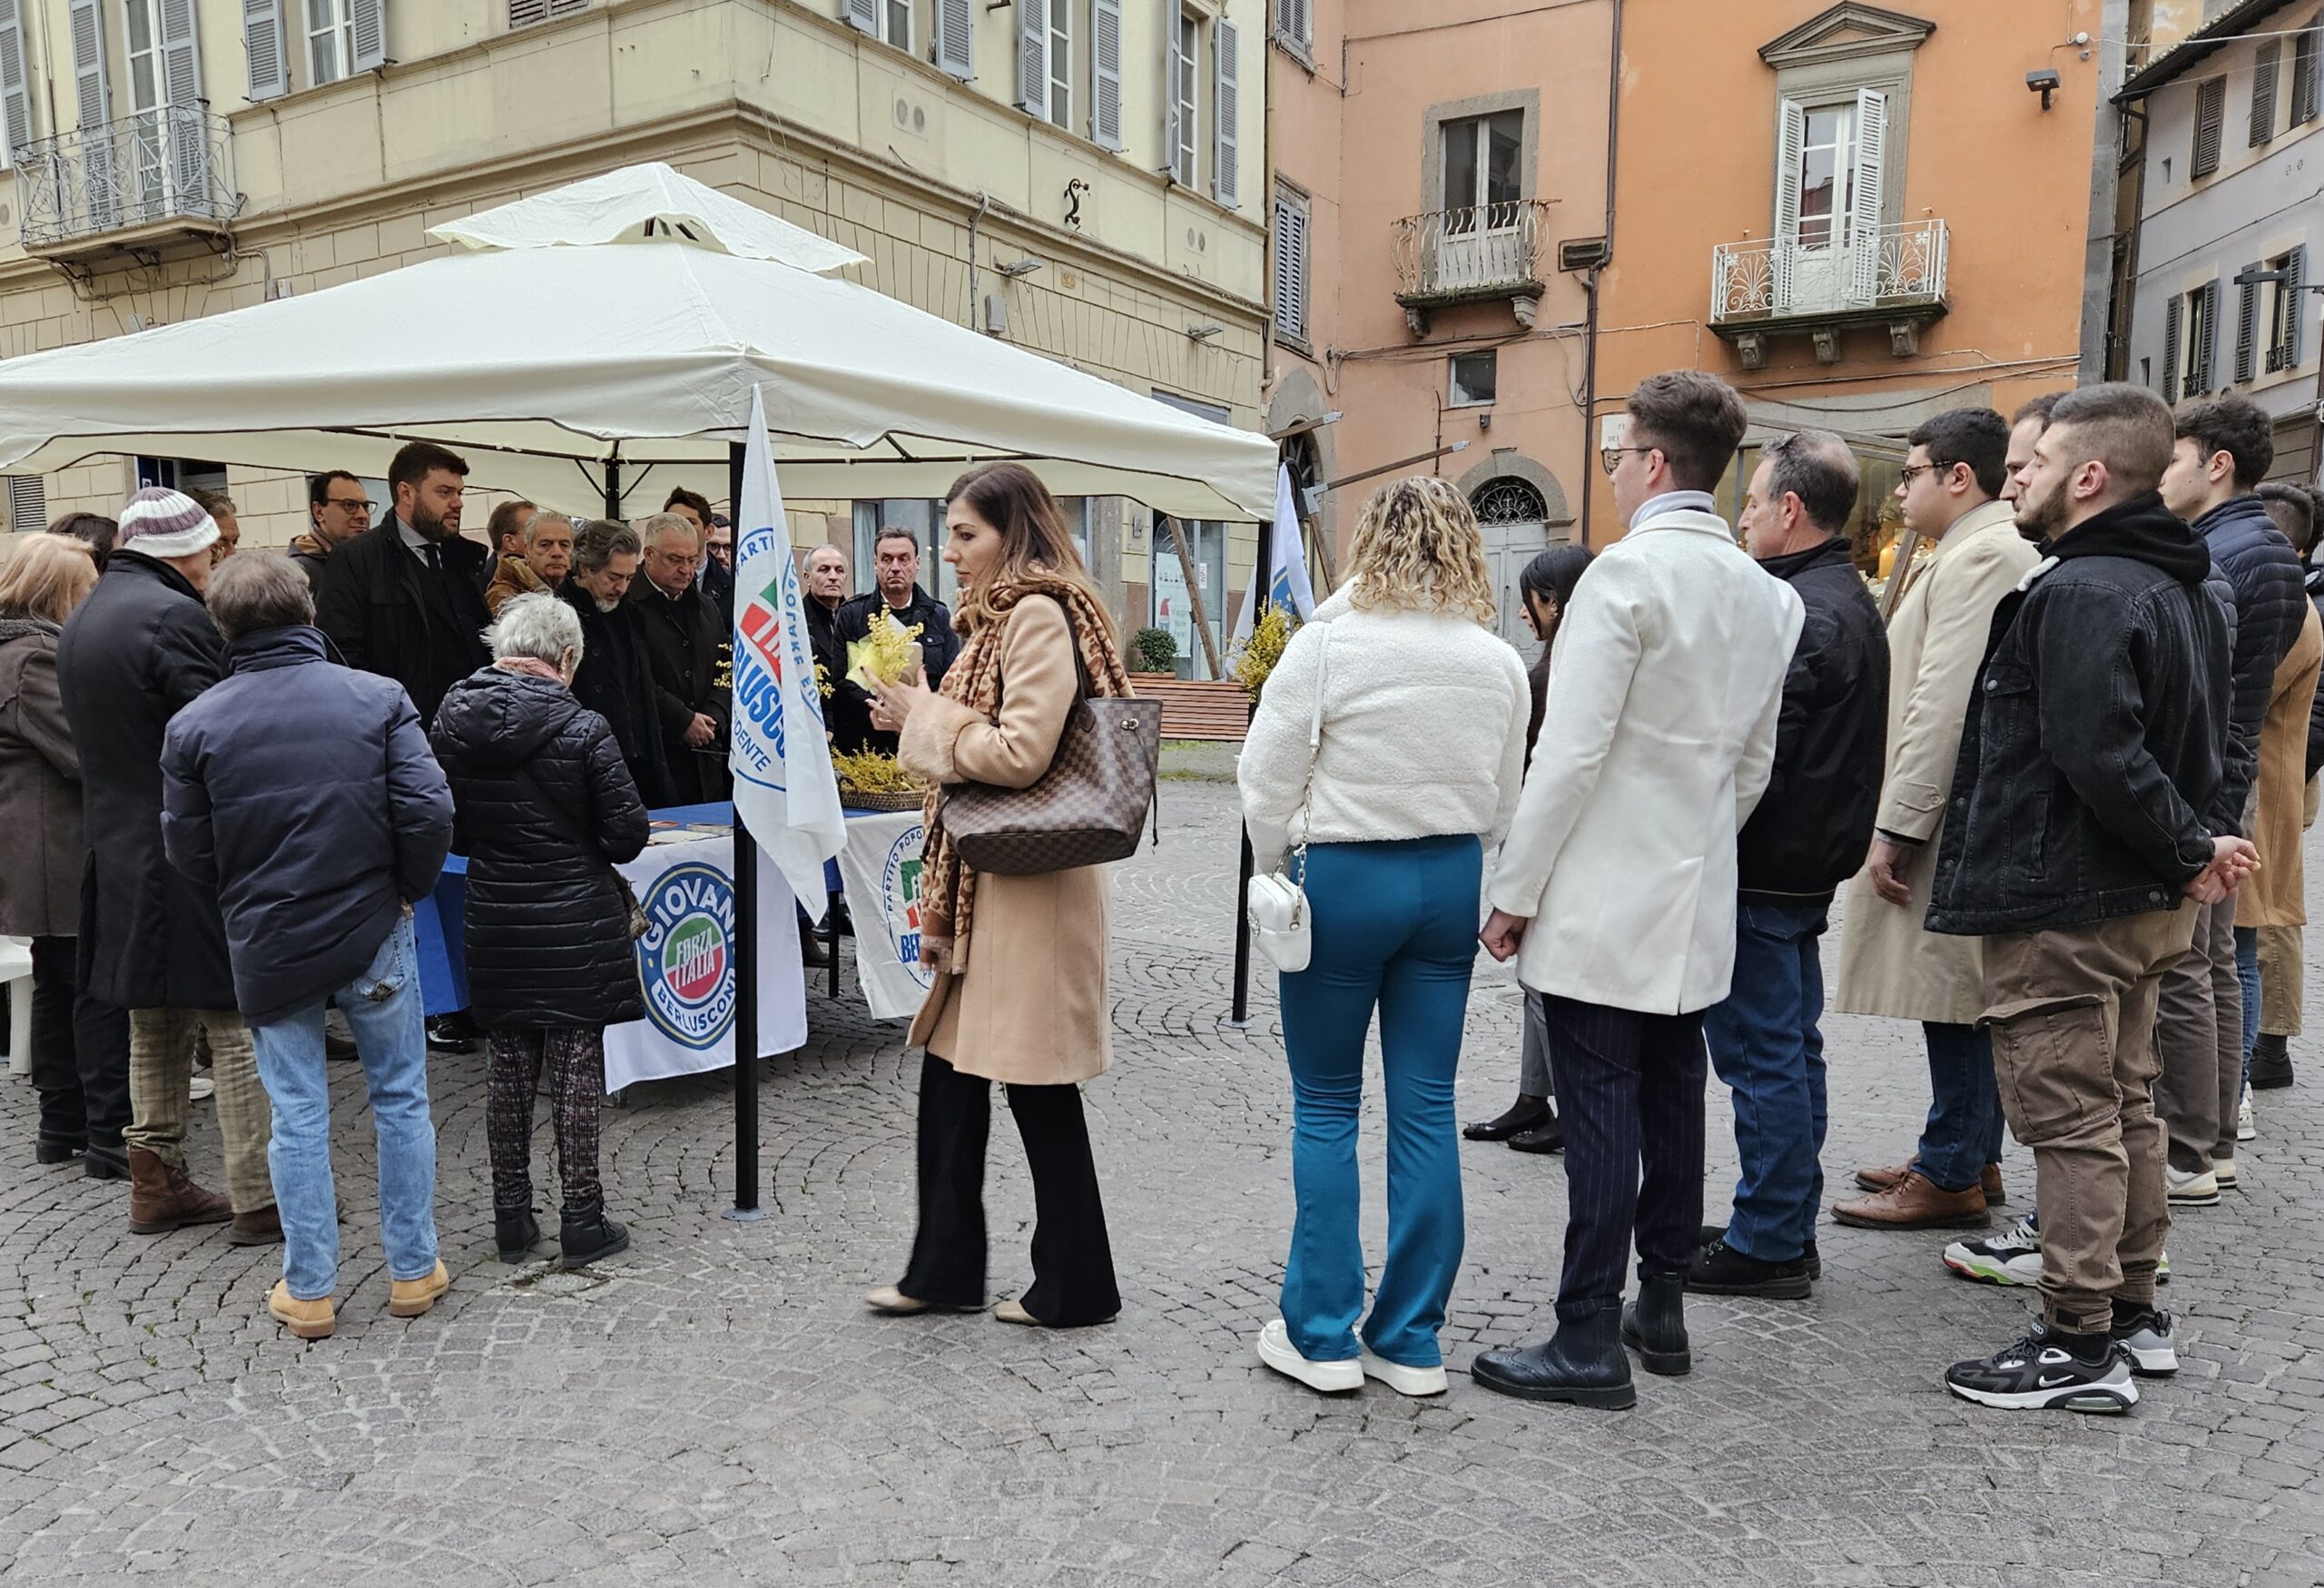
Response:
[0,0,1268,665]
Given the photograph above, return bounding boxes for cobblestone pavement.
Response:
[3,782,2322,1586]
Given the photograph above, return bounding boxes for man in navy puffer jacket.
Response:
[162,554,456,1341]
[2152,399,2303,1199]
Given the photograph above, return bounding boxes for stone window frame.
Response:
[1757,5,1932,236]
[1417,88,1541,219]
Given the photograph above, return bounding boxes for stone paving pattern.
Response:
[2,783,2321,1585]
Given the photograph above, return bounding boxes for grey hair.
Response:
[206,553,314,642]
[635,510,700,551]
[487,590,584,668]
[1761,429,1860,534]
[571,520,642,574]
[522,508,576,549]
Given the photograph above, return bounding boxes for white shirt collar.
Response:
[1629,489,1718,529]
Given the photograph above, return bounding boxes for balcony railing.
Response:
[1393,199,1553,303]
[1711,218,1948,323]
[15,107,238,251]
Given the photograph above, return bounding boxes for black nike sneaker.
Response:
[1943,1330,2138,1414]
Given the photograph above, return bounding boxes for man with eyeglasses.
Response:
[628,510,732,804]
[291,471,374,592]
[1831,407,2039,1238]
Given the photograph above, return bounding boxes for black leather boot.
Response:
[496,1207,541,1263]
[559,1200,630,1268]
[2249,1033,2294,1090]
[1470,1309,1635,1408]
[1620,1276,1692,1376]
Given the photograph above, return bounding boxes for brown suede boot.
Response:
[1854,1160,2005,1201]
[126,1147,233,1235]
[1831,1169,1990,1230]
[230,1205,284,1247]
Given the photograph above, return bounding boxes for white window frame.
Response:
[307,0,354,85]
[1448,350,1497,409]
[881,0,909,51]
[1172,9,1199,187]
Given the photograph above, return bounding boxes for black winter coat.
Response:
[54,552,234,1010]
[1929,494,2231,936]
[313,518,492,727]
[2196,494,2306,833]
[556,580,676,808]
[160,627,454,1026]
[430,668,651,1029]
[628,577,732,804]
[835,586,960,755]
[1736,537,1890,904]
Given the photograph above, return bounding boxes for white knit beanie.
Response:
[116,487,220,559]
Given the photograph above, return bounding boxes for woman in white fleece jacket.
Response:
[1237,476,1531,1398]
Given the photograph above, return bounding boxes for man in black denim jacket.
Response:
[1926,384,2250,1417]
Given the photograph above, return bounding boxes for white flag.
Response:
[1230,464,1317,644]
[730,386,845,907]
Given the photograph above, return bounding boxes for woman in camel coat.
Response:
[862,461,1130,1329]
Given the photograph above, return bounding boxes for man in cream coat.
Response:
[1472,371,1803,1410]
[1832,404,2043,1237]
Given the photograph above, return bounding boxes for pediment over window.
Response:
[1760,4,1935,70]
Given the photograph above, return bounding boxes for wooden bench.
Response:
[1130,676,1251,741]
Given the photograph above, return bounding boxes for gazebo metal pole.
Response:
[724,439,766,1224]
[1226,504,1271,1029]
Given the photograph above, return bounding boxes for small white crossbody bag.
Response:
[1246,629,1330,973]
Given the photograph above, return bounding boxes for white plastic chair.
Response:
[0,936,33,1080]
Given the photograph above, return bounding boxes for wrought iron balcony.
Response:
[1709,219,1949,369]
[15,108,239,259]
[1392,199,1553,336]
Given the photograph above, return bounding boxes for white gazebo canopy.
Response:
[0,163,1277,523]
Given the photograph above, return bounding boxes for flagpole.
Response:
[724,436,766,1224]
[1226,502,1270,1030]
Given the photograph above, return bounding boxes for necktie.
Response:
[422,542,441,572]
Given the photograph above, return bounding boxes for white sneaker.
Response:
[2236,1090,2256,1141]
[187,1074,215,1102]
[2211,1156,2238,1190]
[1256,1319,1360,1394]
[2164,1166,2220,1206]
[1358,1346,1448,1397]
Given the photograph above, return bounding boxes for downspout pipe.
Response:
[1579,0,1622,548]
[967,190,992,330]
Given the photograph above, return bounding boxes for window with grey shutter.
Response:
[2161,293,2182,403]
[2185,281,2219,394]
[1275,0,1309,52]
[842,0,876,35]
[244,0,288,100]
[2191,77,2225,177]
[933,0,973,80]
[1213,19,1239,208]
[2236,262,2260,383]
[1272,189,1308,341]
[70,0,108,125]
[1089,0,1121,150]
[2296,18,2323,126]
[1019,0,1048,121]
[351,0,385,71]
[0,0,33,163]
[2273,246,2308,373]
[5,477,44,536]
[508,0,586,28]
[2251,39,2280,144]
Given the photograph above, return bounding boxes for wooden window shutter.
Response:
[2236,262,2260,383]
[351,0,386,72]
[0,0,34,163]
[2296,20,2322,126]
[2162,293,2181,403]
[934,0,974,81]
[2287,247,2309,373]
[2251,39,2280,145]
[2191,77,2225,177]
[842,0,876,35]
[1018,0,1047,119]
[1213,18,1239,207]
[1089,0,1122,150]
[1273,192,1307,340]
[69,0,108,125]
[243,0,287,101]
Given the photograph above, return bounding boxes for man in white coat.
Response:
[1471,371,1804,1410]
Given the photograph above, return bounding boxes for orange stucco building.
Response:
[1265,0,2131,634]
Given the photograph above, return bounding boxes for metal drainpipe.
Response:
[1579,0,1623,548]
[967,191,992,330]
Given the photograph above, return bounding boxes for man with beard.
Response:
[1927,384,2243,1414]
[315,441,491,729]
[556,520,675,808]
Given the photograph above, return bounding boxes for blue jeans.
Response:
[1277,836,1479,1368]
[2235,926,2260,1082]
[1702,901,1829,1263]
[1915,1021,2003,1192]
[249,916,439,1301]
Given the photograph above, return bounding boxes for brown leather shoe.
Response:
[1831,1169,1990,1229]
[125,1147,233,1234]
[1855,1159,2006,1200]
[1853,1159,1912,1193]
[230,1204,284,1247]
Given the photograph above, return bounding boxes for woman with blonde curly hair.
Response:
[1237,473,1531,1397]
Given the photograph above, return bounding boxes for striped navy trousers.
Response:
[1541,994,1709,1321]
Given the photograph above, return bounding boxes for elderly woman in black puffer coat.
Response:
[430,591,648,1268]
